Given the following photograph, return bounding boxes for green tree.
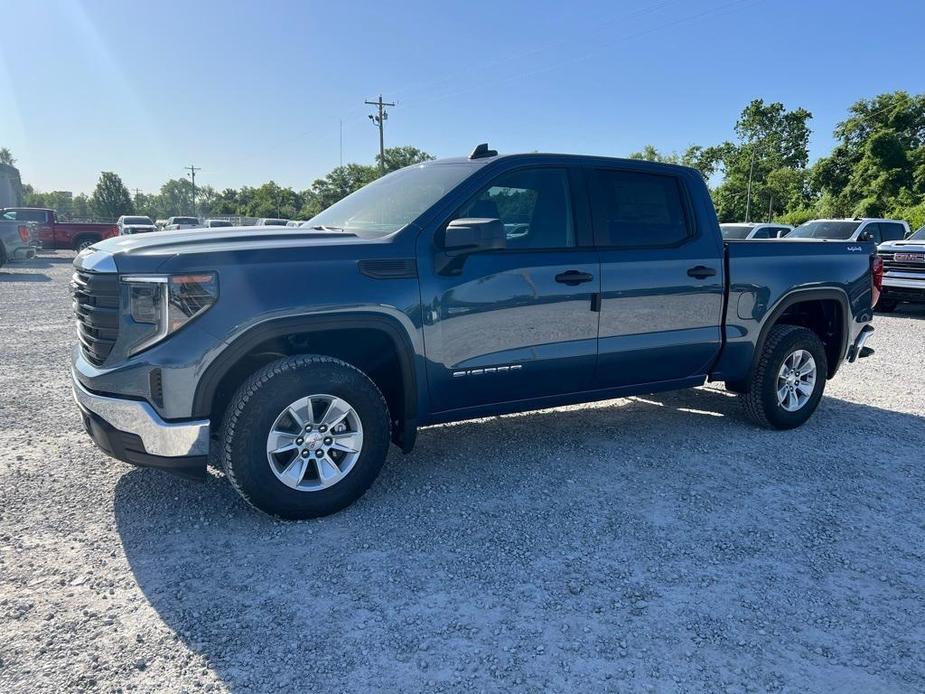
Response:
[90,172,133,220]
[302,163,378,217]
[711,100,813,221]
[628,144,722,179]
[0,147,15,166]
[814,91,925,218]
[377,145,434,173]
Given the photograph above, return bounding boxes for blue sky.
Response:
[2,0,923,195]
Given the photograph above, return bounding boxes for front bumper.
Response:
[72,371,210,475]
[882,274,925,302]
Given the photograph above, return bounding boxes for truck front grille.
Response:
[880,252,925,274]
[72,271,120,366]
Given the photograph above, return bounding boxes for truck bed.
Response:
[712,238,877,381]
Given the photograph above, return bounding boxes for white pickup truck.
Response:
[876,225,925,311]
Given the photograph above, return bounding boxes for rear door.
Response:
[419,166,600,412]
[587,166,725,388]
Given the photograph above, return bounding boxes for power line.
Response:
[365,95,395,174]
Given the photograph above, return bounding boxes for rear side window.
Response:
[2,209,48,223]
[588,170,691,247]
[880,222,906,241]
[752,227,772,239]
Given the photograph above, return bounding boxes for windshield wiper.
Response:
[307,225,344,232]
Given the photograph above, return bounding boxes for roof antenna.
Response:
[469,143,498,160]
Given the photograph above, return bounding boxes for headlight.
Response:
[122,273,218,355]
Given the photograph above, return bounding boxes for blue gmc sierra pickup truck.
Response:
[71,146,880,518]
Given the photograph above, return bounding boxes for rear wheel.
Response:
[741,325,827,430]
[73,235,100,251]
[220,355,391,519]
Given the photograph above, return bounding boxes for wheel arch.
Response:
[751,288,851,380]
[193,313,419,450]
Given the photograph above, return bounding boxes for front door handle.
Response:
[687,265,717,279]
[555,270,594,286]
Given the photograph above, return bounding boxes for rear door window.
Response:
[880,222,905,241]
[588,169,691,248]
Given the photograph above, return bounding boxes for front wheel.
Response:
[740,325,827,430]
[219,355,391,519]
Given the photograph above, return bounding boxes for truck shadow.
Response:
[113,387,925,691]
[0,270,51,282]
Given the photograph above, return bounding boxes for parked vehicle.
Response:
[875,224,925,311]
[720,223,794,240]
[155,219,168,230]
[117,215,157,236]
[256,218,290,226]
[286,221,302,227]
[70,148,879,519]
[789,218,909,243]
[0,207,118,251]
[204,219,234,228]
[0,219,36,268]
[164,216,201,230]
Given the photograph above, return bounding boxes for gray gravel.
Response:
[1,251,924,693]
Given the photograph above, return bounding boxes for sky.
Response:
[2,0,924,196]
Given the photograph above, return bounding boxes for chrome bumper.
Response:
[72,372,210,457]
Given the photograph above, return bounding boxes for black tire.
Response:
[0,244,6,269]
[220,355,391,519]
[73,235,100,251]
[875,298,898,313]
[741,325,827,430]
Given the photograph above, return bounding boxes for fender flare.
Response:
[191,313,419,427]
[750,287,852,379]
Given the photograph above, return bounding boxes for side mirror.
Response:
[442,218,506,256]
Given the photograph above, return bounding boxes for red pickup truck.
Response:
[0,208,118,251]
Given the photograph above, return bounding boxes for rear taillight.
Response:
[872,255,883,306]
[18,225,29,242]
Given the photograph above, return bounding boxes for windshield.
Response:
[909,225,925,241]
[720,224,753,239]
[208,220,233,227]
[789,220,860,239]
[306,163,474,237]
[123,216,152,225]
[261,219,288,226]
[173,217,199,225]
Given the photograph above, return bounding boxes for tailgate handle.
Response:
[687,265,717,279]
[555,270,594,286]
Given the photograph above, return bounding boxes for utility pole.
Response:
[339,119,343,168]
[184,164,201,216]
[365,95,395,174]
[744,144,756,223]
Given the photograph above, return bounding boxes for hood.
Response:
[75,226,384,273]
[879,239,925,252]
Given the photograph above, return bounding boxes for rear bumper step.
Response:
[847,325,874,363]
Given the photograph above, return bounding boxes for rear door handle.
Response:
[555,270,594,286]
[687,265,717,279]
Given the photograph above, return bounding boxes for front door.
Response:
[418,166,600,413]
[586,166,725,388]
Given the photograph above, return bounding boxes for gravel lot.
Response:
[1,251,923,693]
